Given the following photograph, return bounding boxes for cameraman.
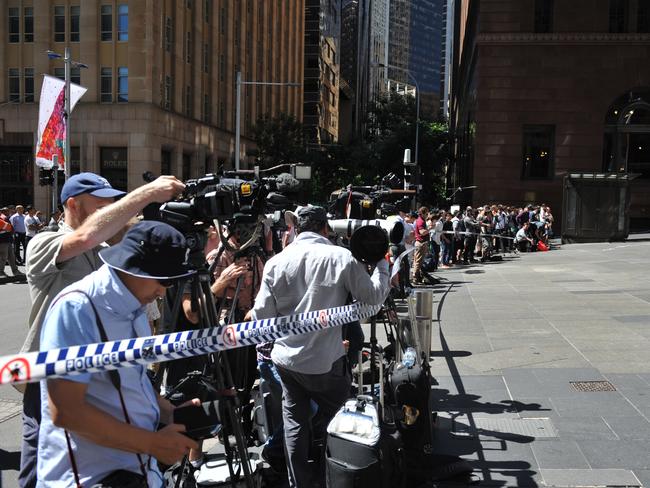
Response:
[251,206,390,488]
[37,221,198,487]
[19,172,184,488]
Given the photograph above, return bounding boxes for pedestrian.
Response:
[23,206,41,249]
[18,172,184,488]
[0,207,23,278]
[440,211,453,267]
[10,205,26,265]
[37,221,199,486]
[411,206,430,284]
[251,206,390,488]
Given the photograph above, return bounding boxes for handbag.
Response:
[60,290,150,488]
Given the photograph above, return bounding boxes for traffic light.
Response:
[403,148,416,190]
[39,168,54,186]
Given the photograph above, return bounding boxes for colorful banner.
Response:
[35,75,87,170]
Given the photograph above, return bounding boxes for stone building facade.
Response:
[450,0,650,229]
[0,0,304,212]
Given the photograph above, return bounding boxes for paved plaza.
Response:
[0,237,649,486]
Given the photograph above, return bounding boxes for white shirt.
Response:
[431,220,443,245]
[24,214,39,237]
[252,232,390,374]
[515,228,529,242]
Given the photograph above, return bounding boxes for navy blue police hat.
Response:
[99,221,195,280]
[60,172,126,205]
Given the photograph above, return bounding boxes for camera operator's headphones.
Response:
[349,225,389,264]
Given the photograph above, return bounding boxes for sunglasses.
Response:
[157,279,175,288]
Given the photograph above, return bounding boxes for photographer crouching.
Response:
[37,221,199,487]
[251,206,391,488]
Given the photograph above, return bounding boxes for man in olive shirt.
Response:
[18,172,184,488]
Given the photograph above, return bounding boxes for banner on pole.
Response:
[35,75,87,170]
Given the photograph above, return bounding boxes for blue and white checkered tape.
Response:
[0,302,381,386]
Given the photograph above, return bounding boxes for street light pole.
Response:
[235,71,242,171]
[234,71,300,171]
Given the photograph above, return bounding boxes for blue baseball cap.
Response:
[99,221,195,280]
[60,172,126,204]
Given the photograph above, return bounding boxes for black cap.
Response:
[296,205,328,227]
[99,221,195,280]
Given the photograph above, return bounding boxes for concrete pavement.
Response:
[1,237,649,487]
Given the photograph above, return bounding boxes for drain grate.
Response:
[570,381,616,392]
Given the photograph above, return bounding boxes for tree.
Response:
[250,113,306,168]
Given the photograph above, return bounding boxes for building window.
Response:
[164,76,172,109]
[54,68,65,80]
[71,146,81,175]
[165,17,173,52]
[54,6,65,42]
[185,32,192,63]
[161,149,172,175]
[117,4,128,41]
[24,68,34,103]
[186,0,193,9]
[203,43,209,73]
[219,55,225,81]
[101,5,112,41]
[220,101,225,126]
[117,67,128,102]
[70,6,80,42]
[534,0,553,33]
[8,69,20,102]
[220,6,226,33]
[203,94,210,123]
[204,0,210,22]
[101,67,112,102]
[182,153,191,180]
[71,67,81,85]
[184,85,192,116]
[522,125,554,179]
[24,7,33,42]
[100,147,128,191]
[638,1,650,33]
[609,0,628,33]
[9,7,20,43]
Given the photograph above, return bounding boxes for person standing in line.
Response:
[10,205,26,265]
[411,206,430,284]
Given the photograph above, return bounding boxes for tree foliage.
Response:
[251,94,450,206]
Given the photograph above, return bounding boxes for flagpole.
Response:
[64,46,71,181]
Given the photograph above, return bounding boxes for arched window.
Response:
[603,89,650,178]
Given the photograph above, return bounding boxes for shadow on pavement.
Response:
[0,449,20,471]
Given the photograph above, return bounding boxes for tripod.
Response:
[162,242,258,488]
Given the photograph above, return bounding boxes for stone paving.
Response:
[421,238,650,487]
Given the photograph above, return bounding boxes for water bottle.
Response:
[402,347,417,368]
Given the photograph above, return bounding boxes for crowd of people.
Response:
[4,170,559,488]
[0,204,63,278]
[406,203,555,283]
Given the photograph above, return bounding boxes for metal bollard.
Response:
[410,289,433,361]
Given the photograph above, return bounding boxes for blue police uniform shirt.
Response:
[37,264,162,487]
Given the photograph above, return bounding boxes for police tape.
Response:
[439,230,516,240]
[0,302,381,386]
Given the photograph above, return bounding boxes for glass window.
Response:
[24,7,33,42]
[161,149,172,175]
[117,67,128,102]
[8,68,20,102]
[101,67,112,102]
[54,6,65,42]
[534,0,553,33]
[117,4,128,41]
[100,147,128,191]
[219,54,225,81]
[220,6,226,33]
[186,0,193,9]
[638,1,650,33]
[186,32,192,63]
[24,68,34,103]
[182,153,191,180]
[184,85,192,116]
[609,0,628,33]
[522,125,555,179]
[9,7,20,43]
[165,17,173,52]
[71,146,81,175]
[101,5,112,41]
[71,67,81,85]
[164,75,172,109]
[204,0,210,22]
[203,94,210,123]
[203,43,209,72]
[70,5,80,42]
[54,67,65,80]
